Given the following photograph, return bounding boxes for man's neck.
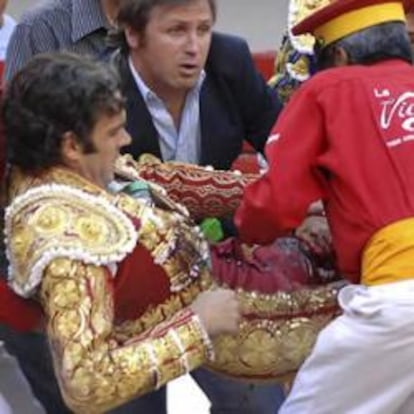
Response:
[129,56,188,129]
[163,93,187,130]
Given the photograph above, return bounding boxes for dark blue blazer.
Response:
[118,32,283,170]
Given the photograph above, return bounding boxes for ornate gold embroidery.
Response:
[292,0,332,25]
[31,205,67,234]
[115,273,341,384]
[236,282,340,317]
[289,0,332,52]
[114,193,211,292]
[206,281,341,382]
[41,258,210,413]
[208,315,333,384]
[7,165,342,389]
[114,269,213,342]
[6,183,137,297]
[7,167,210,296]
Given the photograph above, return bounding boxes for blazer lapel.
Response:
[200,76,218,166]
[200,75,233,167]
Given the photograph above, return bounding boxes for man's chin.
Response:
[176,75,199,89]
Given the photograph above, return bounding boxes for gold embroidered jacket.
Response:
[6,160,342,403]
[5,167,213,413]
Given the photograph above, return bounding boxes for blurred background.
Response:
[7,0,290,51]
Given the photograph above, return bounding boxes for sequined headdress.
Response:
[270,0,331,102]
[292,0,406,46]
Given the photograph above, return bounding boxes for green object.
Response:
[200,218,224,243]
[124,180,149,194]
[123,180,152,202]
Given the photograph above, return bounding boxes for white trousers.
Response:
[280,280,414,414]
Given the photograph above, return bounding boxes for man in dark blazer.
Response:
[118,32,282,170]
[114,1,282,171]
[110,0,285,413]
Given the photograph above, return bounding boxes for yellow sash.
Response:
[362,218,414,286]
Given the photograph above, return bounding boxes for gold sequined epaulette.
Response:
[5,184,138,298]
[289,0,331,53]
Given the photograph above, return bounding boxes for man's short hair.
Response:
[315,21,412,70]
[3,52,124,174]
[118,0,216,31]
[109,0,216,52]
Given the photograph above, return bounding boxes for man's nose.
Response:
[185,31,200,54]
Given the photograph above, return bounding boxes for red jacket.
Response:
[236,59,414,282]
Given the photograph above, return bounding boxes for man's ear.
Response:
[61,131,83,165]
[333,46,350,67]
[124,25,142,49]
